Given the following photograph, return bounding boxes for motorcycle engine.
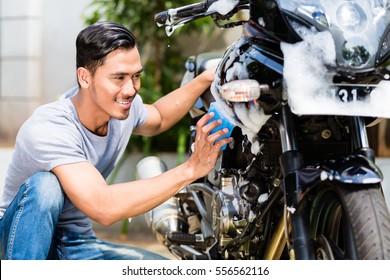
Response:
[210,170,269,258]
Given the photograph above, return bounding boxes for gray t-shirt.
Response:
[0,86,147,234]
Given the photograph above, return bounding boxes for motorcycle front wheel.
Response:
[309,182,390,259]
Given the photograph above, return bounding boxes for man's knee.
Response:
[25,171,65,211]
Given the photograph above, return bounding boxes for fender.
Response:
[283,154,383,209]
[312,154,383,184]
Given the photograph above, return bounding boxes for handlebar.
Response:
[154,1,210,26]
[154,0,250,35]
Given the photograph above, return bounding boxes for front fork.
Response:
[277,104,377,259]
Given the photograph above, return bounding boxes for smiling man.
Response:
[0,21,232,260]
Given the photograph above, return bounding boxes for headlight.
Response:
[336,2,367,32]
[342,38,370,67]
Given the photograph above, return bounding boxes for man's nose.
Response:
[122,80,136,95]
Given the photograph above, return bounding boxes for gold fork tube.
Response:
[264,216,287,260]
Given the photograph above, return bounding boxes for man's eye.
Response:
[115,76,125,80]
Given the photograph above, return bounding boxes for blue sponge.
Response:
[207,102,235,150]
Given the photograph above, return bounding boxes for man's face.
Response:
[88,47,143,121]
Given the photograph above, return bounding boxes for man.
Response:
[0,21,232,259]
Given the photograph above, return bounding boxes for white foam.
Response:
[282,28,390,118]
[207,0,240,16]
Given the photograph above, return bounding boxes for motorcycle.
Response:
[138,0,390,260]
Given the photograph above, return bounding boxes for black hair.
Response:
[76,21,138,75]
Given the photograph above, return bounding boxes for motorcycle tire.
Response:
[308,182,390,260]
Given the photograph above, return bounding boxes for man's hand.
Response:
[187,112,233,178]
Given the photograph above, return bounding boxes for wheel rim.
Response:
[315,235,334,260]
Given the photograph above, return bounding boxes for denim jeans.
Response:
[0,171,167,260]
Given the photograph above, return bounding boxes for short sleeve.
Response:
[16,104,88,172]
[133,94,148,128]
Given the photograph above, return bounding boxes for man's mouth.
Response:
[115,98,131,105]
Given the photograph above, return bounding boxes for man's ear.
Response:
[77,67,91,88]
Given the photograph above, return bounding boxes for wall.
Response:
[1,0,42,145]
[0,0,91,146]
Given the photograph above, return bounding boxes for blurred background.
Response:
[1,0,390,260]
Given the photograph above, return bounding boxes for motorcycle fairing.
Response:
[279,0,390,67]
[248,0,390,118]
[282,28,390,118]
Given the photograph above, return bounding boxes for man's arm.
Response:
[134,68,214,136]
[52,112,232,226]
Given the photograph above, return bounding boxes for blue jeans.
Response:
[0,171,167,260]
